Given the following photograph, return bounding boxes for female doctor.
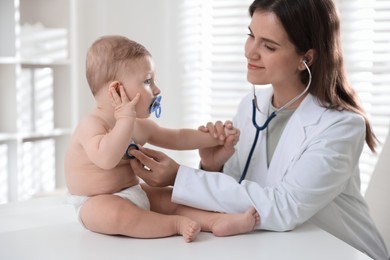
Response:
[130,0,389,259]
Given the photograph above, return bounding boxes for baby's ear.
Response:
[108,81,121,96]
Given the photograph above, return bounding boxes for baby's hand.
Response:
[223,121,240,145]
[198,120,239,171]
[199,120,240,145]
[109,84,140,119]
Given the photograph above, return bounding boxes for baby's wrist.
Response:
[116,111,137,119]
[117,115,136,119]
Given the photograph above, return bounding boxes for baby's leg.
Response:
[80,194,200,242]
[176,206,260,237]
[140,185,178,214]
[141,185,260,237]
[210,207,260,237]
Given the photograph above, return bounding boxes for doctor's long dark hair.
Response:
[249,0,377,152]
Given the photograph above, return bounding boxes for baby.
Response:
[65,35,259,242]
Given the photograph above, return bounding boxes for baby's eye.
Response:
[144,78,152,85]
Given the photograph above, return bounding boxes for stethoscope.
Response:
[122,95,162,160]
[238,60,312,183]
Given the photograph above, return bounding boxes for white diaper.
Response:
[66,184,150,228]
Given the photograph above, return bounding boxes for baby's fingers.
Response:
[130,93,141,106]
[223,120,234,129]
[213,121,226,141]
[119,85,130,103]
[224,126,239,136]
[110,86,122,106]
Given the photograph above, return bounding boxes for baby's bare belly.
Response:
[66,164,139,196]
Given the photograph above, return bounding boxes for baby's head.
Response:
[86,35,151,96]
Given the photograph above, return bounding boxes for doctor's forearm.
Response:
[199,161,224,172]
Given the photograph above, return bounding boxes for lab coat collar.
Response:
[255,87,323,127]
[295,94,325,127]
[266,93,326,186]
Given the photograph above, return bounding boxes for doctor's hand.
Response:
[198,120,237,172]
[129,146,179,187]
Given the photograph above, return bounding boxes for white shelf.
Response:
[20,59,71,66]
[0,57,18,64]
[0,57,71,66]
[0,0,75,203]
[0,128,72,143]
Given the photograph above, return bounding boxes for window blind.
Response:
[177,0,253,167]
[338,0,390,193]
[177,0,390,194]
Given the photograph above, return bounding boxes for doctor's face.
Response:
[245,11,303,88]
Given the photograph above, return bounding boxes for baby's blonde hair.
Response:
[86,35,151,95]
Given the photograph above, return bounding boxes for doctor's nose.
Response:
[245,39,261,60]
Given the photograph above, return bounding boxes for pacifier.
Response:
[149,96,162,118]
[122,143,139,160]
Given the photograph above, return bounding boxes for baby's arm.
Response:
[144,120,240,150]
[81,84,139,169]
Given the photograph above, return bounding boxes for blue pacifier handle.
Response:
[122,143,139,160]
[149,96,162,118]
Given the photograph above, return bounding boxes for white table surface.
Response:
[0,196,372,260]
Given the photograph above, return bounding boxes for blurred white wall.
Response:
[73,0,181,130]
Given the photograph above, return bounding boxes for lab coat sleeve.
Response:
[172,112,366,231]
[172,166,286,229]
[172,166,254,213]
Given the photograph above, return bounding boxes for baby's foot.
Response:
[211,207,260,237]
[179,219,201,242]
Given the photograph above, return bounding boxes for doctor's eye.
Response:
[247,26,254,38]
[263,43,276,52]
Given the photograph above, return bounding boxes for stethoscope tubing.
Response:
[239,61,312,183]
[239,102,276,183]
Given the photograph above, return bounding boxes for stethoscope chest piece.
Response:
[122,143,139,160]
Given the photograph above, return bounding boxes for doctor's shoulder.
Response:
[319,108,366,137]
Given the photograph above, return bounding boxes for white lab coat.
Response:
[172,87,389,260]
